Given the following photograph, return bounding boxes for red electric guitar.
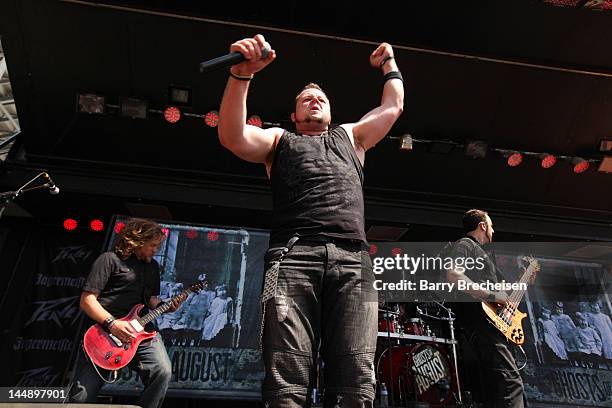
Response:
[83,280,206,370]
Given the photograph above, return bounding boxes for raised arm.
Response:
[218,34,282,165]
[346,43,404,153]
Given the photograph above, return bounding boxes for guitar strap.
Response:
[466,236,505,283]
[487,246,508,283]
[137,261,153,317]
[138,262,147,309]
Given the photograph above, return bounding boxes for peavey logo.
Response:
[25,296,81,328]
[16,366,60,387]
[52,244,94,264]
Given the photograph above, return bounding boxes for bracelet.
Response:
[229,69,254,81]
[380,55,394,69]
[102,316,116,332]
[383,70,403,85]
[107,319,117,331]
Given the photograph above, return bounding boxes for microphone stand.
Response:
[422,301,464,406]
[0,130,21,150]
[0,172,51,221]
[383,291,394,408]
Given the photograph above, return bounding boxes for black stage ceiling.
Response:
[0,0,610,239]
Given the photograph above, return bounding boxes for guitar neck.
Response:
[507,265,535,305]
[137,289,193,326]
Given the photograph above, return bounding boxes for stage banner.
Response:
[523,365,611,406]
[3,227,99,387]
[506,252,612,407]
[101,218,269,399]
[105,347,262,397]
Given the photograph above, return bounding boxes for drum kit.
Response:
[376,302,469,408]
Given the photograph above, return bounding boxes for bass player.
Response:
[445,209,525,408]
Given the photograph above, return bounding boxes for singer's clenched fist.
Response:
[369,42,395,71]
[230,34,276,77]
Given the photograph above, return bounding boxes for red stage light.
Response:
[247,114,262,128]
[114,222,126,234]
[207,231,219,241]
[205,110,219,127]
[164,106,181,123]
[507,152,523,167]
[572,158,590,174]
[90,219,104,232]
[161,228,170,237]
[369,244,378,255]
[63,218,78,231]
[186,230,198,240]
[391,247,402,256]
[541,154,556,169]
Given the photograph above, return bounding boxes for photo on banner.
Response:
[509,254,612,407]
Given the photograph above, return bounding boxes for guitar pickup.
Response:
[129,319,144,332]
[108,333,123,347]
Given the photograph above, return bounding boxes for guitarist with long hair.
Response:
[446,209,525,408]
[68,218,183,408]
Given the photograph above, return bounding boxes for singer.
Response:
[217,34,404,407]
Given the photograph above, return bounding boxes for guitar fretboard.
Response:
[497,260,538,322]
[137,289,194,326]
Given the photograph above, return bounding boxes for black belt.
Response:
[271,234,367,250]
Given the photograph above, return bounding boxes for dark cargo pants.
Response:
[261,239,378,408]
[463,324,525,408]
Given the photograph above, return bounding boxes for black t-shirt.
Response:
[446,236,501,327]
[83,251,160,318]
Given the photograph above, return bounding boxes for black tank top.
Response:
[269,126,366,244]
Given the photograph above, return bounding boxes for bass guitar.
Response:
[481,256,539,345]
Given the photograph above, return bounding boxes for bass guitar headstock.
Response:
[519,255,540,284]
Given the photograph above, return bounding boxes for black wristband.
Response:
[383,70,403,85]
[102,316,116,332]
[380,55,394,69]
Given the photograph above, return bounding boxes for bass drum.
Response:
[377,343,455,407]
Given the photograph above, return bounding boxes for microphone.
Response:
[42,173,60,195]
[199,43,271,73]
